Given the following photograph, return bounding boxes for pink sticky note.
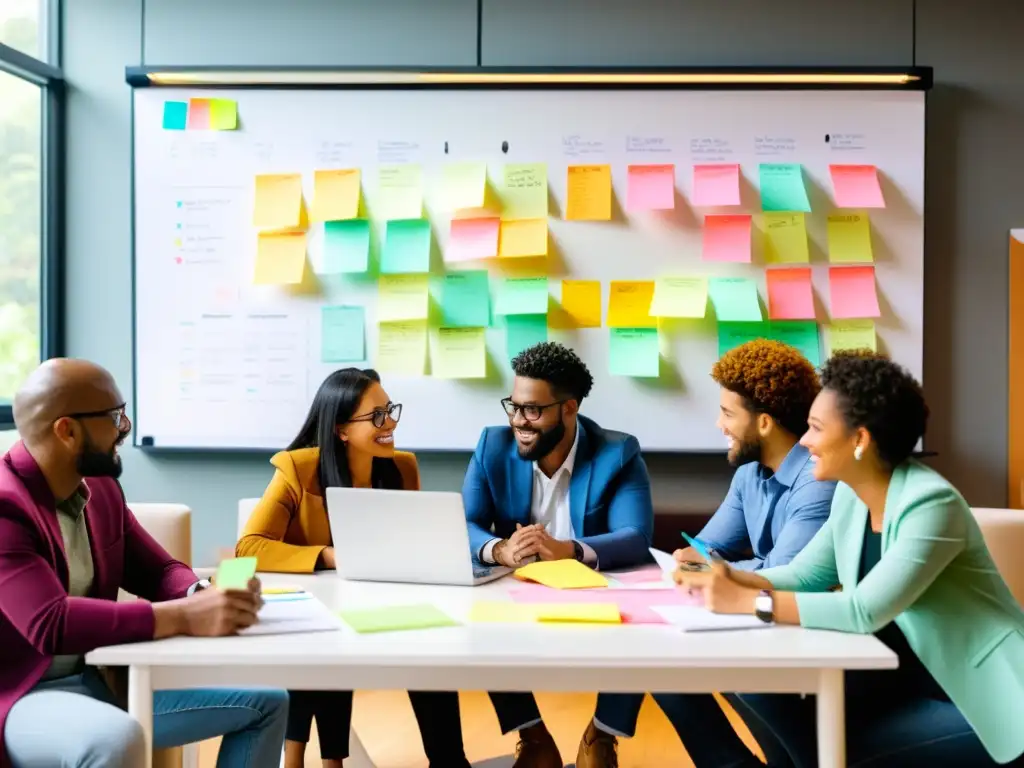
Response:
[692,164,741,206]
[186,98,211,130]
[609,565,666,584]
[766,267,816,320]
[448,217,499,262]
[702,214,751,262]
[508,584,702,624]
[829,165,885,208]
[626,164,675,210]
[829,266,881,318]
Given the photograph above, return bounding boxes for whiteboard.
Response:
[132,88,925,452]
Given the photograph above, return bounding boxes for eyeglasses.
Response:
[501,397,565,422]
[349,402,402,428]
[65,404,130,431]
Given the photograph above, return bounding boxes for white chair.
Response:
[972,507,1024,606]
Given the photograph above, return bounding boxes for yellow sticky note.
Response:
[536,603,622,624]
[378,275,429,322]
[566,165,612,221]
[513,560,609,589]
[378,164,423,220]
[649,277,708,318]
[560,280,602,327]
[441,162,487,210]
[313,169,361,221]
[431,327,487,379]
[607,281,656,328]
[253,174,303,229]
[376,321,428,375]
[469,602,538,623]
[827,212,874,263]
[763,212,810,264]
[498,219,548,257]
[501,163,548,220]
[825,320,877,354]
[254,231,306,285]
[209,98,237,130]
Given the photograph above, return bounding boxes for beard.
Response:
[77,433,123,479]
[727,433,762,468]
[516,420,566,462]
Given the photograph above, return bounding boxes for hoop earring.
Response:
[854,445,864,461]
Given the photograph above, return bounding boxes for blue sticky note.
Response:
[162,101,188,130]
[441,270,491,327]
[681,532,713,562]
[321,306,366,362]
[381,219,431,274]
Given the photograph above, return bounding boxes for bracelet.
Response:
[493,539,508,564]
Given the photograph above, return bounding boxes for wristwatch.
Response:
[187,578,212,596]
[754,589,775,624]
[572,541,584,562]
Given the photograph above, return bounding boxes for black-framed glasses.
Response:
[65,403,130,431]
[501,397,565,422]
[349,402,402,428]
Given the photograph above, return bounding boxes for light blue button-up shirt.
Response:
[697,443,836,571]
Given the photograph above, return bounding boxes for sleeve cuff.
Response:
[481,538,501,564]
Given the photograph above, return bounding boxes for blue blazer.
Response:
[463,415,654,571]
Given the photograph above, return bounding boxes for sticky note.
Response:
[162,101,187,130]
[378,164,423,220]
[215,557,257,590]
[763,213,810,264]
[441,162,487,210]
[498,219,548,258]
[495,277,549,316]
[506,315,548,361]
[501,163,548,220]
[254,231,306,285]
[830,164,885,208]
[708,277,762,322]
[313,169,361,221]
[209,98,237,130]
[441,270,491,327]
[609,328,660,378]
[692,164,741,207]
[339,604,458,633]
[766,268,816,320]
[381,219,431,274]
[448,217,499,262]
[376,321,428,375]
[431,327,487,379]
[514,559,609,589]
[718,321,821,367]
[828,266,881,319]
[649,277,708,318]
[703,214,752,262]
[321,306,365,362]
[825,320,877,354]
[186,98,211,130]
[566,164,612,221]
[253,174,303,229]
[378,275,429,322]
[470,601,537,623]
[560,280,602,327]
[827,213,874,263]
[536,603,622,624]
[323,219,370,274]
[626,164,675,210]
[607,281,656,328]
[759,164,811,212]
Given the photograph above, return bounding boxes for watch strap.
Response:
[755,589,775,624]
[572,540,584,561]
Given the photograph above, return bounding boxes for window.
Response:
[0,0,50,63]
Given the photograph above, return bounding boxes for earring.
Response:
[854,445,864,461]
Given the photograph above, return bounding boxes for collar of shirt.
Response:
[757,442,811,488]
[532,418,580,483]
[57,484,90,520]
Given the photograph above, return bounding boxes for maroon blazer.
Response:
[0,441,197,766]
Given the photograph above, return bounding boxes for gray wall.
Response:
[63,0,1024,564]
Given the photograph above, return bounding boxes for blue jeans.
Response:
[5,668,288,768]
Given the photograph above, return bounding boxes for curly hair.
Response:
[711,339,820,437]
[820,350,928,468]
[511,341,594,402]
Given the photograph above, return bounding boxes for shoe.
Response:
[512,723,562,768]
[576,720,619,768]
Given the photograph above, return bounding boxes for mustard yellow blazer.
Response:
[236,446,421,573]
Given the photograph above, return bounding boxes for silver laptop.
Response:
[325,487,511,586]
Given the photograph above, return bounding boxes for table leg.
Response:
[816,668,846,768]
[128,665,154,768]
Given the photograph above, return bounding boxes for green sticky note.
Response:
[441,162,487,210]
[708,277,763,322]
[162,101,187,130]
[501,163,549,220]
[339,604,459,633]
[323,219,370,274]
[209,98,238,130]
[609,328,660,377]
[717,321,820,367]
[495,277,549,315]
[441,270,491,327]
[321,306,365,362]
[381,219,431,274]
[759,164,811,212]
[215,557,257,590]
[506,314,548,361]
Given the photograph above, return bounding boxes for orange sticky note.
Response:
[312,169,361,221]
[254,173,303,229]
[566,165,612,221]
[186,98,211,130]
[607,281,656,328]
[766,268,816,320]
[448,217,499,262]
[703,215,751,262]
[254,232,306,285]
[692,164,741,207]
[498,219,548,257]
[829,266,881,319]
[561,280,602,327]
[829,165,885,208]
[626,164,675,210]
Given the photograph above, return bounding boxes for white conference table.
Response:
[87,571,896,768]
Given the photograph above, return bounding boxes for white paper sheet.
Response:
[652,605,768,632]
[239,596,342,636]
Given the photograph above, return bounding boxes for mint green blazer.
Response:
[760,459,1024,764]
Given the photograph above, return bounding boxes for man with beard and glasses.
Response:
[462,342,654,768]
[0,359,288,768]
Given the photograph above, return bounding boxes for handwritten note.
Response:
[566,165,612,221]
[609,328,660,377]
[830,164,885,208]
[759,163,811,212]
[498,219,547,258]
[766,268,816,320]
[321,306,365,363]
[162,101,187,130]
[209,98,238,130]
[376,320,428,375]
[708,277,762,322]
[825,320,877,354]
[378,164,423,220]
[560,280,602,327]
[649,277,708,318]
[718,321,821,367]
[827,213,874,263]
[381,219,431,274]
[447,217,499,262]
[441,162,487,210]
[501,163,548,220]
[186,98,211,130]
[607,281,656,328]
[323,219,370,274]
[763,213,810,264]
[441,270,491,327]
[253,174,303,229]
[431,327,487,379]
[495,277,549,316]
[313,169,361,221]
[692,164,741,206]
[377,275,429,322]
[254,231,306,285]
[506,315,548,361]
[703,215,752,262]
[626,164,675,210]
[829,266,881,319]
